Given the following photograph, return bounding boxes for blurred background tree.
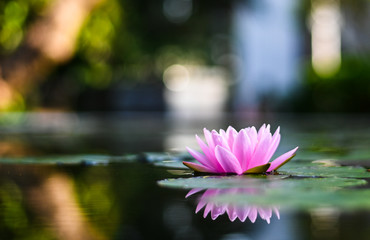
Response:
[0,0,369,113]
[0,0,107,111]
[290,0,370,113]
[0,0,232,112]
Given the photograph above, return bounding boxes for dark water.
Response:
[0,113,370,240]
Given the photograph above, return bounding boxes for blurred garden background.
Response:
[0,0,369,114]
[0,1,370,239]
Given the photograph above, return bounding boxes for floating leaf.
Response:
[278,160,370,178]
[158,175,365,190]
[154,160,187,169]
[211,189,370,210]
[159,175,368,210]
[0,154,136,165]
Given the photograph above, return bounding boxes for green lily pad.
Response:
[338,159,370,169]
[278,160,370,178]
[158,175,369,210]
[158,175,366,190]
[158,175,282,189]
[0,154,137,165]
[211,188,370,210]
[153,160,187,169]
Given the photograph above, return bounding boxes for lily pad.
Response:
[338,159,370,169]
[158,175,369,210]
[158,175,282,189]
[153,160,187,169]
[158,175,366,190]
[0,154,136,165]
[211,188,370,210]
[278,160,370,178]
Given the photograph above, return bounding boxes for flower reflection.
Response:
[186,188,280,224]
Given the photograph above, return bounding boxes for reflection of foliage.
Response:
[74,167,119,238]
[73,162,177,239]
[0,182,27,232]
[0,181,53,239]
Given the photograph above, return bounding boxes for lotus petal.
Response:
[268,147,299,172]
[184,125,298,175]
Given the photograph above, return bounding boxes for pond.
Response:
[0,113,369,240]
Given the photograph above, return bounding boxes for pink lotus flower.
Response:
[183,124,298,175]
[186,188,280,223]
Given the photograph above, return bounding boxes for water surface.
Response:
[0,113,369,240]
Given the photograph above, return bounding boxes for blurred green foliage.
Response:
[50,0,229,89]
[0,181,54,239]
[0,0,231,109]
[76,0,122,89]
[0,0,51,53]
[1,0,370,112]
[292,56,370,112]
